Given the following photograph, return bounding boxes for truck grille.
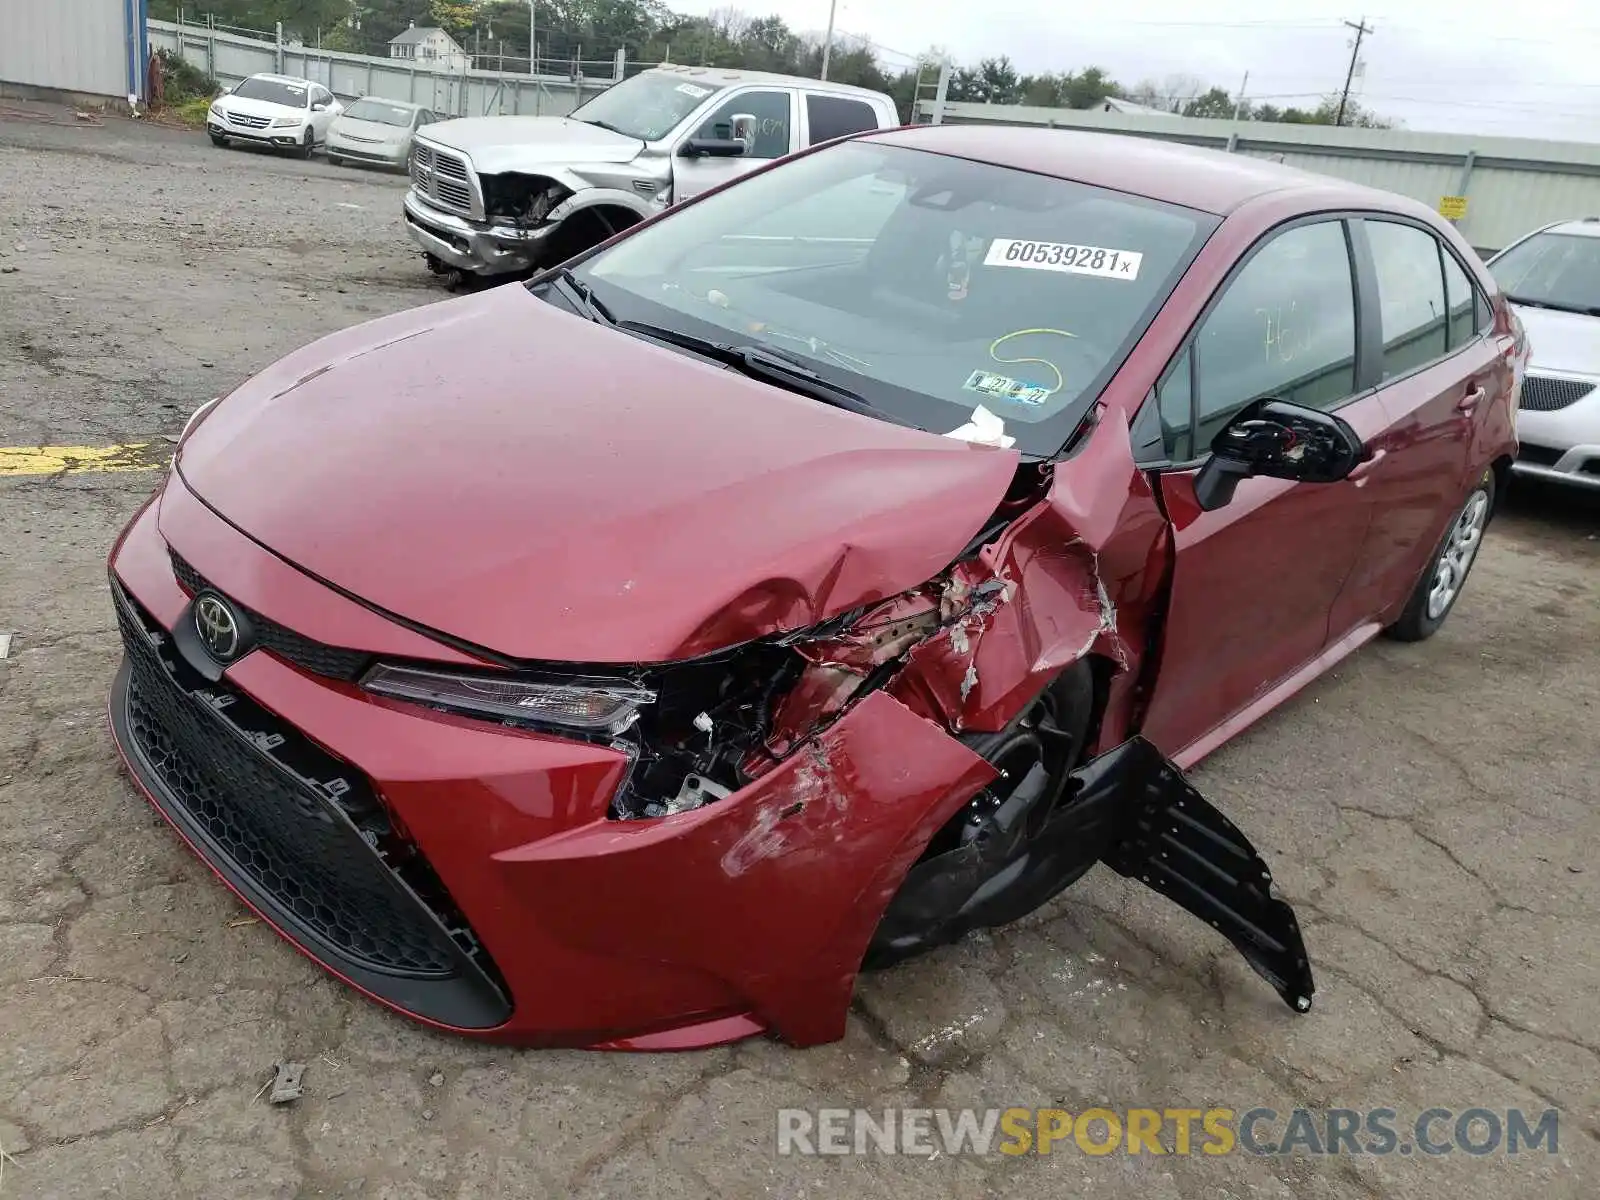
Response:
[1520,375,1595,412]
[111,580,511,1024]
[411,143,475,215]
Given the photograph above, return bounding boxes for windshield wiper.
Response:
[578,117,629,136]
[615,320,915,427]
[1507,294,1600,316]
[533,266,615,325]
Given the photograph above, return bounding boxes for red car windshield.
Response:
[579,140,1218,455]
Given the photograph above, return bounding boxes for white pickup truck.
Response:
[401,64,901,281]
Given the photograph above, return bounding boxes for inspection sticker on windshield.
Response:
[676,83,713,98]
[964,370,1050,406]
[984,239,1143,280]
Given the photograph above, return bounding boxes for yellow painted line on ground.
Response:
[0,443,167,476]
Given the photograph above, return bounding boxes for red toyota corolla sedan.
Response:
[106,126,1523,1050]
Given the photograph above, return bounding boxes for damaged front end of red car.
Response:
[531,428,1315,1046]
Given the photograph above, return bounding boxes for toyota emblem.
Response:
[194,593,241,661]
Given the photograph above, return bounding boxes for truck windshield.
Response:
[567,72,719,141]
[1489,231,1600,314]
[575,139,1217,456]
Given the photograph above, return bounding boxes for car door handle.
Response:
[1457,386,1486,414]
[1346,448,1386,483]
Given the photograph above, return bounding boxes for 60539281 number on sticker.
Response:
[984,239,1144,280]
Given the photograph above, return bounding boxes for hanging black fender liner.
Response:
[1065,735,1315,1013]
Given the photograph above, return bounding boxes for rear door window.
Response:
[806,94,881,145]
[1366,220,1449,377]
[1441,248,1480,348]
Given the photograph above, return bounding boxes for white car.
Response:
[327,98,439,170]
[207,74,343,158]
[1485,217,1600,490]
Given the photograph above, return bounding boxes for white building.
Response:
[387,24,468,73]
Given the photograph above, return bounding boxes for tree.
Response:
[1060,66,1120,109]
[1182,86,1237,119]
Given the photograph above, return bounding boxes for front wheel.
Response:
[297,129,315,159]
[862,662,1096,970]
[1384,468,1494,642]
[209,132,227,148]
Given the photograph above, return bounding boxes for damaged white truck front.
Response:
[401,65,901,282]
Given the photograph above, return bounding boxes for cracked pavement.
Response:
[2,105,1597,1199]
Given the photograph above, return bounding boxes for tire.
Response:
[327,153,344,167]
[209,132,227,148]
[1384,467,1494,642]
[298,129,315,159]
[862,661,1098,970]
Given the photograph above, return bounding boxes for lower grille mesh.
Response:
[115,584,482,980]
[1520,375,1595,413]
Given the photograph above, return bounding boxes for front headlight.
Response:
[209,103,223,118]
[271,116,302,128]
[361,663,655,735]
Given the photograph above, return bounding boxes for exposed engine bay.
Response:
[480,173,572,228]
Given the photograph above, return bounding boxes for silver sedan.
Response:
[326,98,440,170]
[1485,218,1600,491]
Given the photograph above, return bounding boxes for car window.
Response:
[1441,248,1479,349]
[695,90,791,159]
[1366,220,1448,377]
[312,87,332,107]
[805,94,880,145]
[1193,220,1358,448]
[1153,346,1195,462]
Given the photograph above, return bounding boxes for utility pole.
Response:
[1231,70,1249,122]
[529,1,536,76]
[820,0,838,80]
[1336,17,1373,127]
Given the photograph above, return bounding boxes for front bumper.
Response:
[104,477,999,1047]
[328,137,407,167]
[1510,371,1600,489]
[207,118,308,149]
[1511,442,1600,490]
[402,188,552,276]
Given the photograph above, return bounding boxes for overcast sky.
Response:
[673,0,1600,141]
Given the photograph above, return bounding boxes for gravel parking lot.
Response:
[2,106,1596,1199]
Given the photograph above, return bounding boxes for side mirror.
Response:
[1193,398,1366,512]
[729,112,757,148]
[679,136,748,158]
[312,102,328,112]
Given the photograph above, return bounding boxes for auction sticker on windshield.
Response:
[676,83,713,98]
[984,239,1143,280]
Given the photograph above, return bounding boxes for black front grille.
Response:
[170,551,371,682]
[1521,375,1595,412]
[112,582,510,1024]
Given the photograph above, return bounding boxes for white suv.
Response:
[1485,217,1600,490]
[208,74,344,158]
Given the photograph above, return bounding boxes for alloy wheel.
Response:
[1426,488,1489,620]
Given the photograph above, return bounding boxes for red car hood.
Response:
[176,287,1020,662]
